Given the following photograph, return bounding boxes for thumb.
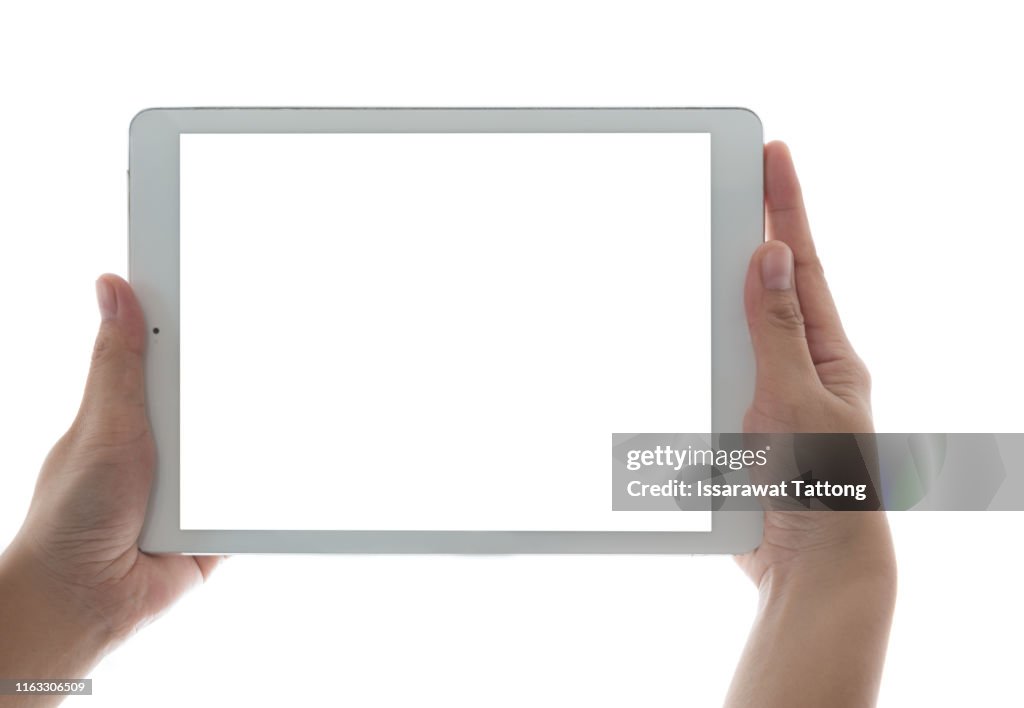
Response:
[76,274,148,428]
[744,241,819,397]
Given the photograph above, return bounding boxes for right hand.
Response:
[735,141,895,592]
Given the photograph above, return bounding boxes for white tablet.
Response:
[130,107,763,553]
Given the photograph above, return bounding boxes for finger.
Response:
[139,554,223,613]
[764,141,857,369]
[76,274,148,425]
[193,555,226,581]
[744,240,820,397]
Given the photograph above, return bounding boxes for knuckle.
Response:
[763,296,806,333]
[852,357,873,392]
[805,254,827,279]
[81,414,153,452]
[39,427,79,475]
[90,327,118,368]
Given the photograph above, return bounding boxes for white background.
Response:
[0,2,1021,706]
[179,132,711,532]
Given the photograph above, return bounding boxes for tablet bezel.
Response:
[130,107,763,554]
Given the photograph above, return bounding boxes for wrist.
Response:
[727,526,897,708]
[757,539,897,616]
[0,540,114,684]
[756,510,897,604]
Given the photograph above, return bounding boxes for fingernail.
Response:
[761,243,793,291]
[96,277,118,320]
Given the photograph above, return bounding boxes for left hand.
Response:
[5,274,222,647]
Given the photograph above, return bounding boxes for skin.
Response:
[0,140,895,707]
[0,275,224,707]
[725,141,896,707]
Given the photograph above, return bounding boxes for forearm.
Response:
[724,557,897,708]
[0,542,112,707]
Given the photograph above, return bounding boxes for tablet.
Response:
[130,107,763,553]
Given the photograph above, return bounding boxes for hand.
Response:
[724,142,896,708]
[0,275,222,697]
[737,141,895,590]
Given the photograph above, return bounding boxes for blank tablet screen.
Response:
[178,132,711,532]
